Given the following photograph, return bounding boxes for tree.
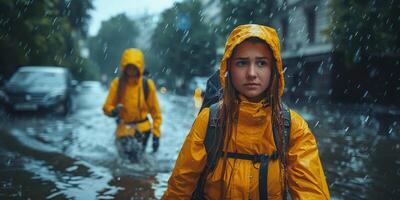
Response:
[88,13,139,82]
[218,0,277,39]
[328,0,400,67]
[150,0,217,92]
[59,0,93,38]
[328,0,400,105]
[0,0,96,80]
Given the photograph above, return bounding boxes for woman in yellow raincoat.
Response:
[103,48,162,160]
[193,87,204,109]
[162,25,330,199]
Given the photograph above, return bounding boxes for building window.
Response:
[305,6,316,43]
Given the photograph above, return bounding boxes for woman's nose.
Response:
[247,62,257,78]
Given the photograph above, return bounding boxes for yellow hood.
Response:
[219,24,285,96]
[120,48,145,75]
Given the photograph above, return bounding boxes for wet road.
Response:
[0,88,399,199]
[0,88,197,199]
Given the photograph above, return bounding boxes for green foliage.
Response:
[0,0,95,80]
[218,0,277,39]
[88,14,139,81]
[328,0,400,67]
[59,0,93,38]
[150,0,217,91]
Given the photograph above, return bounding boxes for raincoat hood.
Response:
[120,48,145,75]
[220,24,285,96]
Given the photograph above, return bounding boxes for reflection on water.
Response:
[292,103,400,200]
[0,92,399,199]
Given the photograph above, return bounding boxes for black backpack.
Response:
[142,78,149,101]
[199,70,221,111]
[192,71,292,200]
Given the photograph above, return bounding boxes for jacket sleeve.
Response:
[103,78,119,116]
[146,79,162,138]
[287,110,331,200]
[162,108,210,199]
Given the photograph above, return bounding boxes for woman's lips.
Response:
[244,83,260,89]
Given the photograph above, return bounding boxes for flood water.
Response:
[0,89,399,199]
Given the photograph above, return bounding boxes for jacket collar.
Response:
[237,95,270,125]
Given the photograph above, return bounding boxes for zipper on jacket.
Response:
[248,163,254,200]
[248,174,253,200]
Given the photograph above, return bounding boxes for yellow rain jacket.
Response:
[162,25,330,199]
[103,48,162,138]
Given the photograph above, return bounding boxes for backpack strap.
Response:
[192,103,220,200]
[142,78,149,100]
[272,103,291,153]
[222,151,279,199]
[203,103,220,163]
[272,103,291,199]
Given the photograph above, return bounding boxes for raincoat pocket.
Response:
[136,120,152,133]
[116,123,137,138]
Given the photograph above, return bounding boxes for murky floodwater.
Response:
[0,89,399,199]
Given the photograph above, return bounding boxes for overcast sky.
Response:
[88,0,182,36]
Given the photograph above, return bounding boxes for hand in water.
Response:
[152,136,159,153]
[112,104,124,117]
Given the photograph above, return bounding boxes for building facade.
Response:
[271,0,334,103]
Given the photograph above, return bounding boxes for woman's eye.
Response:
[236,61,248,67]
[257,60,268,66]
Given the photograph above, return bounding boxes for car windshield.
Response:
[8,71,66,87]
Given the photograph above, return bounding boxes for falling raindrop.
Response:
[318,64,324,75]
[364,115,369,122]
[328,63,333,71]
[363,91,368,98]
[314,121,320,128]
[353,48,361,63]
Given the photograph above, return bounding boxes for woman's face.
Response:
[230,40,273,102]
[125,65,140,78]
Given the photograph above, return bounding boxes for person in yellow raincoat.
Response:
[162,24,330,199]
[103,48,162,160]
[193,87,204,110]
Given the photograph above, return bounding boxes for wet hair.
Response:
[211,37,287,198]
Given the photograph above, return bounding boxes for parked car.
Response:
[76,80,104,94]
[1,66,77,115]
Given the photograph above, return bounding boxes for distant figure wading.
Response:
[103,48,162,162]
